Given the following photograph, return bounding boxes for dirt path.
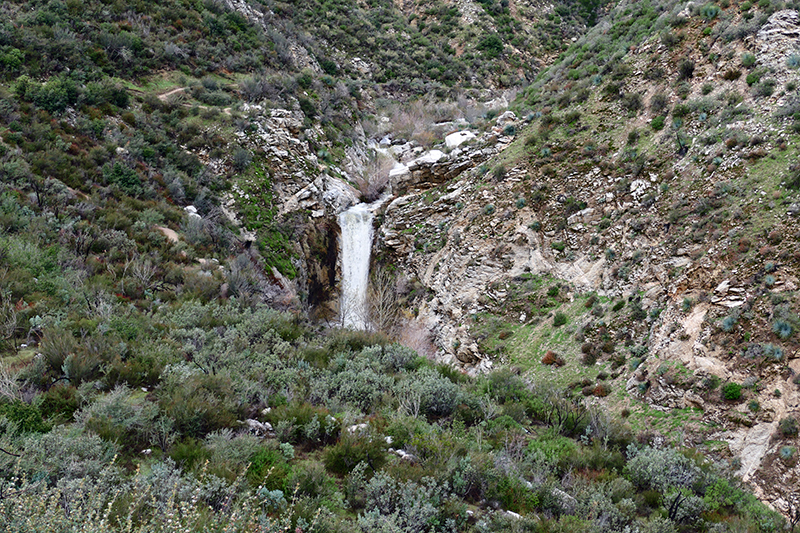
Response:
[158,87,187,101]
[156,86,232,115]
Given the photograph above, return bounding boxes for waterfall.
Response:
[338,203,374,329]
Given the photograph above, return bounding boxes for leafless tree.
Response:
[0,291,18,353]
[349,150,394,202]
[367,266,400,335]
[131,255,158,291]
[0,361,21,402]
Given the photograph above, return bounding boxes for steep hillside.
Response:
[0,0,799,530]
[377,0,800,515]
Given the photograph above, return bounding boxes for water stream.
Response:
[338,203,374,329]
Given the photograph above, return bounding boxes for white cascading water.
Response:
[338,203,374,329]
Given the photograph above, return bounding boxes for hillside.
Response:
[0,0,799,531]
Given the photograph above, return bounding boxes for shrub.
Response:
[779,416,798,436]
[593,383,611,397]
[678,59,695,80]
[721,314,737,332]
[722,69,741,80]
[722,382,742,401]
[0,400,49,434]
[477,34,503,58]
[492,165,507,181]
[232,147,251,171]
[622,92,643,112]
[762,343,784,362]
[772,320,793,339]
[551,241,566,252]
[700,3,721,19]
[323,431,388,475]
[754,79,776,97]
[398,367,461,418]
[553,312,568,327]
[672,103,690,117]
[741,52,756,68]
[541,351,565,366]
[651,116,666,130]
[779,446,796,460]
[483,204,495,215]
[625,445,701,492]
[37,384,79,421]
[265,403,339,447]
[247,446,292,490]
[159,374,242,438]
[359,472,451,531]
[298,97,317,118]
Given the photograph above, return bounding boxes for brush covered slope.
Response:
[378,0,800,517]
[0,0,797,531]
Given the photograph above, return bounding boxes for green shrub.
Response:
[772,320,793,339]
[359,472,456,529]
[553,312,568,327]
[398,367,461,418]
[678,59,695,80]
[298,97,317,118]
[672,103,690,117]
[762,343,784,361]
[103,162,144,198]
[651,116,666,130]
[722,382,742,401]
[323,431,388,475]
[741,52,756,67]
[0,400,49,433]
[754,79,776,97]
[37,384,79,422]
[721,314,737,332]
[159,373,242,438]
[700,4,721,19]
[477,34,503,58]
[779,416,798,436]
[247,446,292,490]
[265,403,339,447]
[170,437,212,471]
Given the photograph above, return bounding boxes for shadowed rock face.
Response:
[304,219,340,320]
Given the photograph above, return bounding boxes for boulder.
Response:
[445,130,476,149]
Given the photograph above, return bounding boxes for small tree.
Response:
[368,266,400,335]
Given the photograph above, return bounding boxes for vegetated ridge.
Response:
[0,0,798,530]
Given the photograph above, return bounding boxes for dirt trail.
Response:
[158,87,187,101]
[156,87,232,114]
